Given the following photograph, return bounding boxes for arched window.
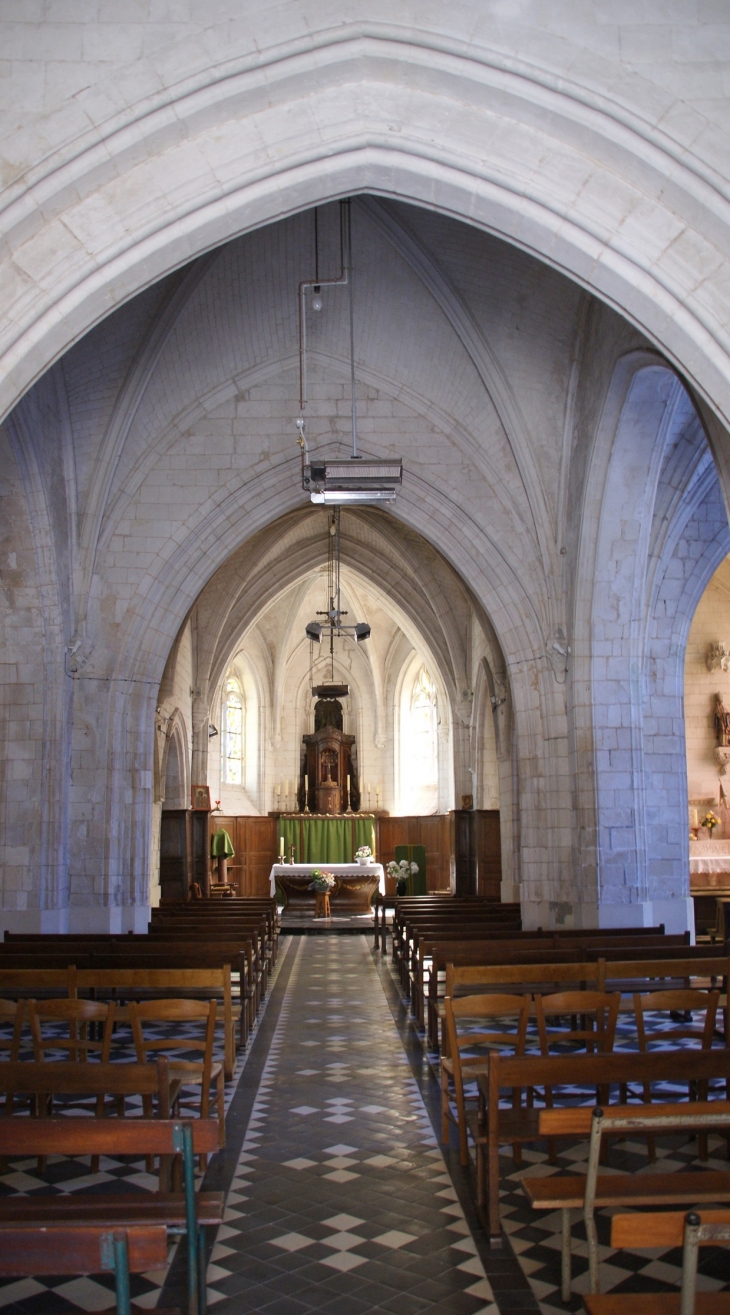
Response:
[223,678,244,784]
[400,663,439,814]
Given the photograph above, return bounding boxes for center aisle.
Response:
[204,935,499,1315]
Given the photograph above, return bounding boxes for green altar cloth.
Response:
[210,827,235,858]
[277,816,376,864]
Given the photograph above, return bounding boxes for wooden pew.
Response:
[5,934,263,1036]
[412,931,689,1032]
[430,949,729,1052]
[523,1102,730,1300]
[378,896,521,955]
[473,1048,730,1243]
[0,1105,222,1315]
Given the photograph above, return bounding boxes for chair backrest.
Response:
[128,997,217,1069]
[28,998,115,1062]
[444,992,531,1073]
[632,987,719,1051]
[535,990,620,1055]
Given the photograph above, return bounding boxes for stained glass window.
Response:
[223,678,243,784]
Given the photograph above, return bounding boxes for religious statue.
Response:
[714,693,730,747]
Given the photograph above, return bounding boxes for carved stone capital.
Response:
[715,747,730,775]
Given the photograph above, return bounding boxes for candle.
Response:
[279,835,284,858]
[347,775,351,790]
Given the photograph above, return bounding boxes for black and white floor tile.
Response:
[196,935,498,1314]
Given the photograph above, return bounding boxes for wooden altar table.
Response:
[270,863,385,914]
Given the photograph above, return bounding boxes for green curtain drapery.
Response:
[277,817,377,864]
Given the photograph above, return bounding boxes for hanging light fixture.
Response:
[296,200,403,505]
[304,509,371,673]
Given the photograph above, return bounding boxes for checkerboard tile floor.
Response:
[199,935,498,1314]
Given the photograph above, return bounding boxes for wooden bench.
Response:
[414,933,688,1036]
[522,1102,730,1300]
[584,1209,730,1315]
[0,1107,222,1315]
[3,935,263,1034]
[432,952,730,1053]
[472,1049,730,1243]
[0,1223,172,1315]
[0,959,245,1078]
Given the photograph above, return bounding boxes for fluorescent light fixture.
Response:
[310,489,397,504]
[303,457,402,504]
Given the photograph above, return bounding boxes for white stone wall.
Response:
[0,186,728,931]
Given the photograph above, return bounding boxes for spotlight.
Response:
[305,622,322,643]
[311,285,323,312]
[354,623,371,642]
[208,724,219,738]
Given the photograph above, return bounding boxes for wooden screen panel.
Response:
[375,815,451,892]
[212,816,277,896]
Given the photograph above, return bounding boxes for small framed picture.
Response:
[191,784,212,811]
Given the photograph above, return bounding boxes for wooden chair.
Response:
[442,992,530,1167]
[0,1223,173,1315]
[28,997,116,1065]
[27,998,117,1170]
[584,1208,730,1315]
[632,987,720,1160]
[129,999,225,1167]
[535,989,620,1057]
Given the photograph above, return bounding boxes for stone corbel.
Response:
[715,747,730,775]
[707,642,730,673]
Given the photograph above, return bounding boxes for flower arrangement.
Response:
[386,859,419,879]
[702,811,720,836]
[387,858,419,893]
[308,869,336,892]
[355,845,372,860]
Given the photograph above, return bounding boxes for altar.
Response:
[270,862,385,914]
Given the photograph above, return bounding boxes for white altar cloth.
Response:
[269,862,385,898]
[690,840,730,875]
